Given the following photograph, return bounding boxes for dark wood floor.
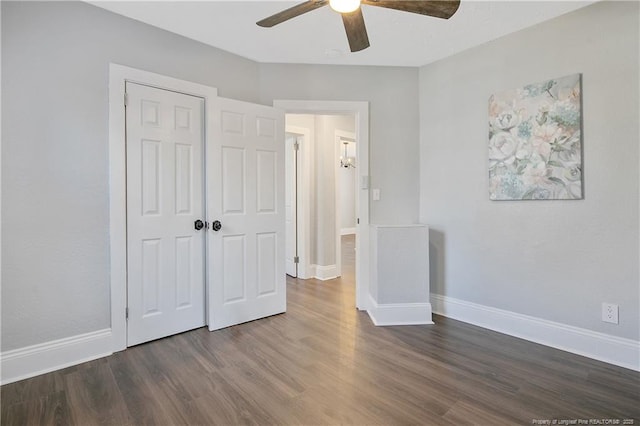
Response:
[2,235,639,425]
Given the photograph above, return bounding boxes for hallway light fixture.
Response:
[340,140,356,169]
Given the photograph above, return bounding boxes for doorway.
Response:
[285,115,355,282]
[276,100,370,311]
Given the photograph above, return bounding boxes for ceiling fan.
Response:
[257,0,461,52]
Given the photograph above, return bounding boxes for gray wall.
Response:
[1,1,261,351]
[419,1,639,340]
[259,64,420,226]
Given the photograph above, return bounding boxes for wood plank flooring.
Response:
[2,235,639,425]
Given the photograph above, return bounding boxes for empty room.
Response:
[1,0,638,424]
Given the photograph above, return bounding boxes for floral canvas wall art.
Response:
[488,74,583,200]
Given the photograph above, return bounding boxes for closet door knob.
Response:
[212,220,222,232]
[194,219,205,231]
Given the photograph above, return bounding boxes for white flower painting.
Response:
[488,74,583,200]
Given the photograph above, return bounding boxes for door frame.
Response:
[284,132,299,278]
[284,126,312,279]
[108,64,218,352]
[274,100,370,310]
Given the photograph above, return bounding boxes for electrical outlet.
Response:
[602,303,619,324]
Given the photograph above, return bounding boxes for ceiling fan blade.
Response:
[361,0,460,19]
[257,0,329,27]
[341,8,370,52]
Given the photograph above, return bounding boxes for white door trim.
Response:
[108,63,218,352]
[285,125,312,279]
[274,100,370,310]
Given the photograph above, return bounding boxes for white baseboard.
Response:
[367,295,434,326]
[311,264,338,281]
[1,329,113,385]
[431,294,640,372]
[341,227,356,235]
[297,264,310,280]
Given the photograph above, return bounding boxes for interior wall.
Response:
[259,63,420,226]
[419,1,639,340]
[1,1,261,351]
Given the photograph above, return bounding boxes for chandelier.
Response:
[340,141,355,169]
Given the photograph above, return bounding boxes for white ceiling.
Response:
[90,0,595,67]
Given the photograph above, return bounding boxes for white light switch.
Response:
[372,188,380,201]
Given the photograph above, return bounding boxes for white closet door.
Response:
[126,82,205,346]
[207,97,286,330]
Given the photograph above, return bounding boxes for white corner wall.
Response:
[368,224,432,327]
[419,0,639,357]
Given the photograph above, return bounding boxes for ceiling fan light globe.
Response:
[329,0,361,14]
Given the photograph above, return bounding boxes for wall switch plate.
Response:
[602,303,619,324]
[372,188,380,201]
